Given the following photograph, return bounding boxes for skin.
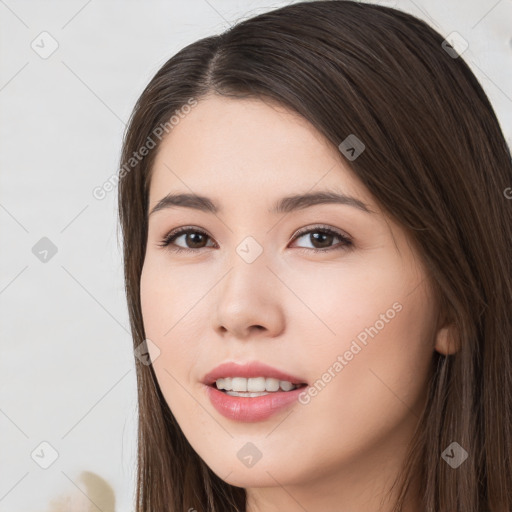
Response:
[140,94,455,512]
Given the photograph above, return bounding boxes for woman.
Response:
[117,1,512,510]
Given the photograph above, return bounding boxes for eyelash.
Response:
[157,224,353,254]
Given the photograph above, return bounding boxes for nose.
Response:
[212,248,285,340]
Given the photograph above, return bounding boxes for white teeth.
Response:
[279,380,294,391]
[215,377,299,392]
[265,377,280,392]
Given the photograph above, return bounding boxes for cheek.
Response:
[140,264,166,342]
[285,305,433,478]
[278,251,411,350]
[303,278,434,433]
[140,262,179,374]
[140,256,198,337]
[288,256,435,432]
[139,258,207,407]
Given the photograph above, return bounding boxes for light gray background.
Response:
[1,0,511,510]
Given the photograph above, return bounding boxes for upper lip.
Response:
[202,361,308,386]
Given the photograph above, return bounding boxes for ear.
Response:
[434,323,459,355]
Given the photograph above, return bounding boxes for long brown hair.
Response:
[117,1,512,510]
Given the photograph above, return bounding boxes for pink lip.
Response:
[204,384,307,422]
[201,361,307,386]
[201,361,308,422]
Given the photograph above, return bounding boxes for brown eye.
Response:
[306,231,335,249]
[181,232,208,249]
[158,227,215,253]
[291,225,353,253]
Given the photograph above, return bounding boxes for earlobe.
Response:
[434,324,459,355]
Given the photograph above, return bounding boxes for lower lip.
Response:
[204,384,307,422]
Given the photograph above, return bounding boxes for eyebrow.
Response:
[148,191,374,217]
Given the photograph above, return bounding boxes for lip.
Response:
[201,361,308,422]
[201,361,307,386]
[204,383,307,422]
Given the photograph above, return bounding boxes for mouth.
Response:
[201,360,310,418]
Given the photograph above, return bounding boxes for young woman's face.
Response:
[140,94,441,498]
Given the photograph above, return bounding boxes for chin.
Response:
[204,455,303,489]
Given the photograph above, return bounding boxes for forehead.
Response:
[149,94,375,211]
